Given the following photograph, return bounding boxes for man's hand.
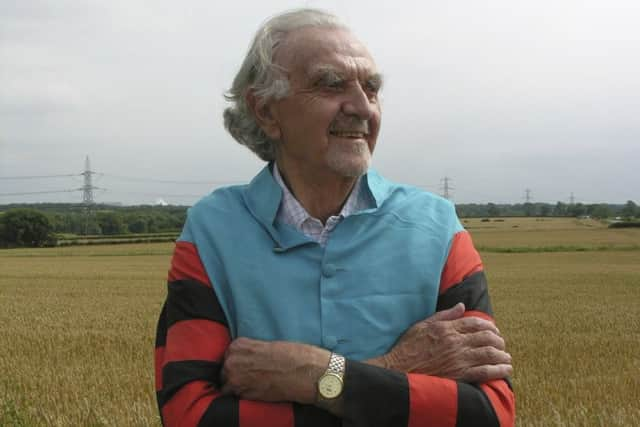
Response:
[221,337,330,404]
[369,303,512,383]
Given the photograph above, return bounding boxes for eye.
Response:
[364,77,382,95]
[315,73,345,91]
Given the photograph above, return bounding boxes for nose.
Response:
[341,83,375,120]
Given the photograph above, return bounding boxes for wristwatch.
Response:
[317,352,346,400]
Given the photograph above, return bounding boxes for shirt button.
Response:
[322,264,336,277]
[324,335,338,349]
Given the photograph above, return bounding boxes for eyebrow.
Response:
[307,64,384,88]
[307,65,345,81]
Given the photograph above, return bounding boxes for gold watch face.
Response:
[318,373,343,399]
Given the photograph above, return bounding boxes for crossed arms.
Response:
[155,232,515,426]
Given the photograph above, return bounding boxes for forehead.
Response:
[276,26,378,79]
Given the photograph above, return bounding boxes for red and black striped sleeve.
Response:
[154,241,340,427]
[338,231,515,427]
[436,231,515,427]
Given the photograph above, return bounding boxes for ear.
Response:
[246,90,281,141]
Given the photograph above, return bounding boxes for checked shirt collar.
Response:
[273,164,371,247]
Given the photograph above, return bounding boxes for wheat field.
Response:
[1,218,639,426]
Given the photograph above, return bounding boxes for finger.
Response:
[428,302,465,322]
[466,346,512,366]
[462,363,513,384]
[464,330,506,351]
[453,316,500,335]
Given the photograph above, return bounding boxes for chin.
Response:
[326,141,371,177]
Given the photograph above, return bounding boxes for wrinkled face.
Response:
[264,26,382,178]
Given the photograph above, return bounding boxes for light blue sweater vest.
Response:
[179,166,463,361]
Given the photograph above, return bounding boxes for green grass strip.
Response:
[477,245,640,253]
[56,237,177,246]
[0,249,173,258]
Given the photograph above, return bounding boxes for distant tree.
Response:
[523,202,535,217]
[487,203,501,217]
[0,208,55,247]
[590,204,611,219]
[539,204,551,217]
[126,215,149,234]
[82,215,102,235]
[553,202,567,217]
[147,213,178,233]
[621,200,637,219]
[96,212,127,235]
[568,203,586,217]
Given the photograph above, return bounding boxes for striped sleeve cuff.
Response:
[342,360,409,427]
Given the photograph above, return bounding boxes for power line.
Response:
[0,172,239,186]
[0,174,79,180]
[99,173,239,185]
[0,189,79,196]
[102,190,206,198]
[0,156,228,203]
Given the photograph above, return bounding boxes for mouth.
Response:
[329,130,369,139]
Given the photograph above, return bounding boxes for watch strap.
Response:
[327,353,345,378]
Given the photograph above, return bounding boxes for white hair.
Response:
[223,8,347,161]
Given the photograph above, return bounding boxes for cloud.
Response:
[0,76,84,115]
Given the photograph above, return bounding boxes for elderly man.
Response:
[155,8,515,427]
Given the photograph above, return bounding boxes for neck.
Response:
[275,160,358,224]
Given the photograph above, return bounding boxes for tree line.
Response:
[455,200,638,219]
[0,201,638,248]
[0,204,187,248]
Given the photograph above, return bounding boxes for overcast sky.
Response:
[1,0,638,205]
